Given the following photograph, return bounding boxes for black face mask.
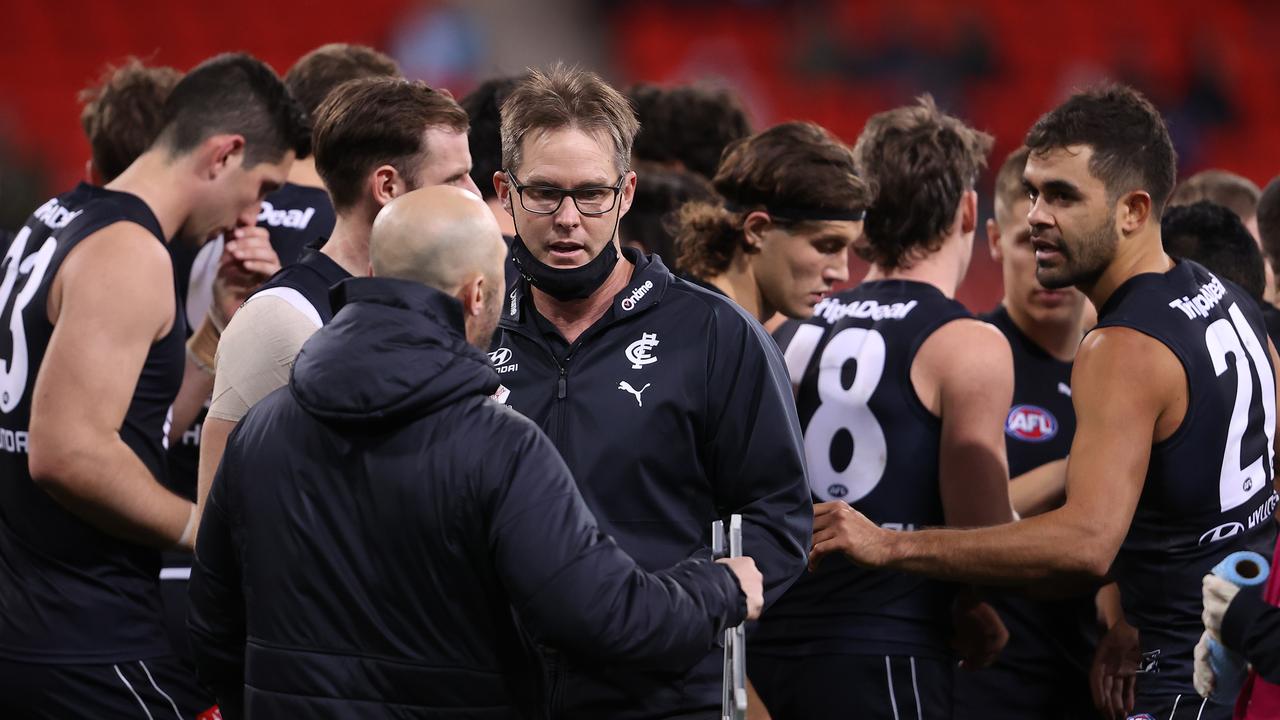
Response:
[509,234,620,301]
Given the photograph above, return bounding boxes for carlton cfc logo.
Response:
[1005,405,1058,442]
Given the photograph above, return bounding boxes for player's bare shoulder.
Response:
[914,317,1014,413]
[50,220,176,337]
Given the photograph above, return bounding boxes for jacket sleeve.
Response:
[702,306,812,608]
[1221,586,1280,683]
[187,434,247,720]
[484,413,747,668]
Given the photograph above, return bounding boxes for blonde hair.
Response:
[500,63,639,175]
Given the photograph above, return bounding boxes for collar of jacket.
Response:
[500,246,671,329]
[331,276,469,337]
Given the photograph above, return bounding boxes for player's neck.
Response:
[863,229,967,298]
[1080,229,1173,311]
[1003,299,1082,362]
[531,253,635,345]
[105,150,194,244]
[286,156,324,189]
[322,210,373,277]
[706,254,773,322]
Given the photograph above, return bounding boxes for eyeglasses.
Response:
[505,170,625,216]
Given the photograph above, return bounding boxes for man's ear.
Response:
[494,171,513,215]
[1119,190,1153,235]
[457,273,485,317]
[371,165,405,208]
[617,170,639,217]
[987,218,1003,262]
[742,211,771,254]
[960,189,978,235]
[205,134,246,180]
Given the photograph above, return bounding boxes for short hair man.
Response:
[753,96,1014,720]
[188,185,763,719]
[197,76,478,525]
[0,52,307,718]
[952,146,1106,720]
[812,85,1279,720]
[491,64,812,719]
[77,55,288,681]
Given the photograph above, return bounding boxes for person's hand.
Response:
[810,501,891,571]
[951,598,1008,669]
[213,226,281,325]
[1202,573,1241,638]
[1193,630,1216,698]
[1090,618,1140,719]
[718,556,763,620]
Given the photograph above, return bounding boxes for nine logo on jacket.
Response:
[1004,404,1058,442]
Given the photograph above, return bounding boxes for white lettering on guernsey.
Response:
[31,198,83,230]
[812,297,918,324]
[0,428,30,455]
[620,280,654,311]
[257,201,316,230]
[1248,492,1280,529]
[1167,276,1228,319]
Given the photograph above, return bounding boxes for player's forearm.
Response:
[197,417,236,514]
[1094,582,1124,629]
[1009,458,1068,518]
[169,354,215,444]
[30,434,195,550]
[880,508,1110,584]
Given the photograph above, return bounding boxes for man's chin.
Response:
[1034,267,1076,291]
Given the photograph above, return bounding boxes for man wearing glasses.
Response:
[489,64,812,720]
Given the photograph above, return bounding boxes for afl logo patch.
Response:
[1005,405,1058,442]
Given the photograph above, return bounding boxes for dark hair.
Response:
[284,43,400,124]
[1162,201,1265,300]
[1025,84,1177,216]
[158,53,310,167]
[629,83,753,180]
[621,161,717,266]
[677,121,872,279]
[992,146,1031,220]
[501,63,638,175]
[1257,177,1280,279]
[852,95,993,270]
[312,77,469,211]
[461,76,524,200]
[79,58,182,183]
[1169,169,1261,221]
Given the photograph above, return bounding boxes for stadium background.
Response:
[1,0,1277,310]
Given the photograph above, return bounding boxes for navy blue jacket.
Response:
[492,250,811,719]
[187,277,747,719]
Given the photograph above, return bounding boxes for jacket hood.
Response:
[291,277,499,423]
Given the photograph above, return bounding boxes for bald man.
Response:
[187,186,764,720]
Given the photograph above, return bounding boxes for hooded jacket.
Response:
[187,277,747,720]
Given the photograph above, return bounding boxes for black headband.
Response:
[724,201,866,222]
